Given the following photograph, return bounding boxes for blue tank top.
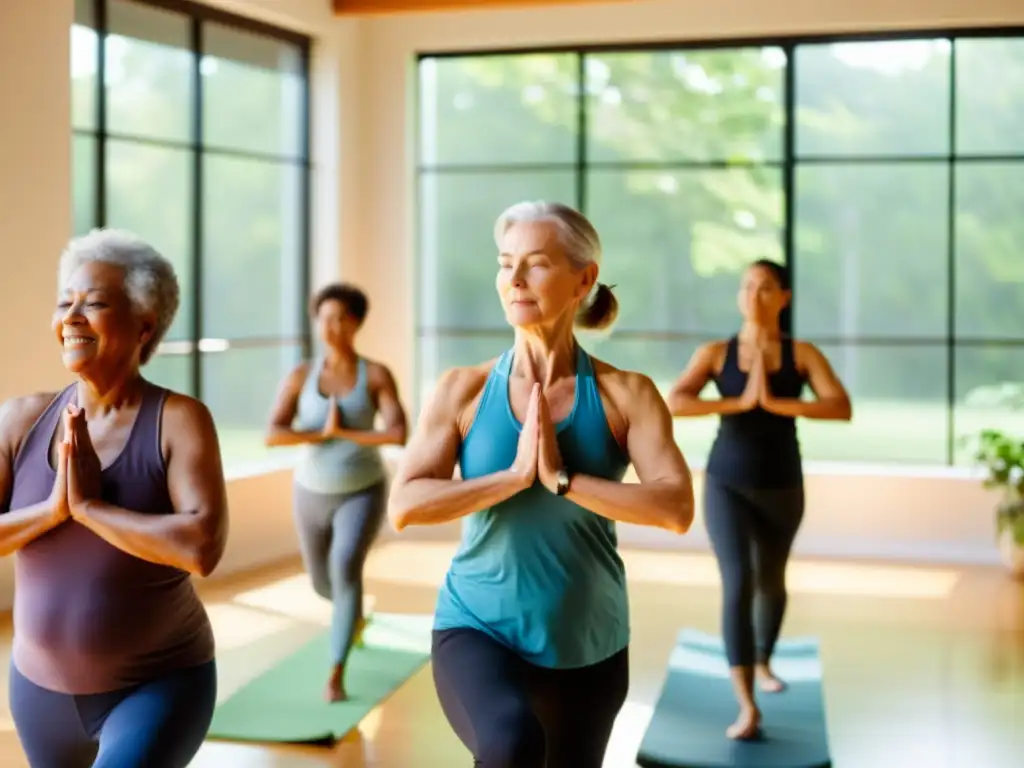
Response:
[292,356,385,495]
[705,336,807,489]
[433,345,631,669]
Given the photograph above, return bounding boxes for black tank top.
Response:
[705,336,807,489]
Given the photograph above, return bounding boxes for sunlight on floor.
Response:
[231,576,378,627]
[603,700,653,768]
[363,541,961,600]
[620,550,961,599]
[205,603,298,652]
[358,707,383,741]
[231,574,334,626]
[364,541,455,586]
[192,742,334,768]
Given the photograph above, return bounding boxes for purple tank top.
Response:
[6,382,214,694]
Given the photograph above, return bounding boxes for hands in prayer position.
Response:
[737,343,788,415]
[510,383,565,494]
[48,405,102,525]
[322,396,345,440]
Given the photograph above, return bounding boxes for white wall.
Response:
[1,0,1020,617]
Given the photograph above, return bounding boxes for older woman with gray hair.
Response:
[0,228,227,767]
[388,201,695,767]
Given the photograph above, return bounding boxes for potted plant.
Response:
[963,383,1024,578]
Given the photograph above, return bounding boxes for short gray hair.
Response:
[493,201,619,331]
[58,229,180,364]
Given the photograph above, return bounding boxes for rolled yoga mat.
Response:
[636,629,831,768]
[208,612,433,746]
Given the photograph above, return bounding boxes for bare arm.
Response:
[667,343,750,417]
[0,394,69,556]
[762,342,852,421]
[72,395,229,577]
[264,363,328,447]
[566,373,695,533]
[387,368,529,532]
[333,363,408,447]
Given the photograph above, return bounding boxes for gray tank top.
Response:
[292,356,385,495]
[5,382,214,694]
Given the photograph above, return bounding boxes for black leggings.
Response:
[9,659,216,768]
[704,475,805,668]
[431,628,629,768]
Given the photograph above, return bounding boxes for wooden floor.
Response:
[0,541,1021,767]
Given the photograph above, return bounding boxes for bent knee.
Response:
[476,708,545,767]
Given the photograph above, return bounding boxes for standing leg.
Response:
[749,485,805,693]
[326,480,387,701]
[292,482,337,600]
[703,475,761,740]
[431,628,546,768]
[8,662,97,768]
[90,660,217,768]
[537,646,629,768]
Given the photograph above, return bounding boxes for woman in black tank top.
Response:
[666,259,852,740]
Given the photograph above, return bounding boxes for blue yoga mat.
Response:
[636,629,831,768]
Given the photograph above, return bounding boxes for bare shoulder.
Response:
[698,339,730,370]
[592,359,662,404]
[590,359,667,441]
[0,392,61,452]
[363,358,398,387]
[285,360,312,386]
[792,339,828,368]
[414,360,491,432]
[440,361,493,408]
[161,392,218,442]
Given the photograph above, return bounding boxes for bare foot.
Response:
[324,666,347,703]
[755,663,787,693]
[726,704,761,740]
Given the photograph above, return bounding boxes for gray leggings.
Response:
[703,475,805,668]
[293,480,386,667]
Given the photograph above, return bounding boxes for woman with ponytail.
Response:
[388,201,695,767]
[667,259,852,740]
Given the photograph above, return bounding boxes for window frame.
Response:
[73,0,313,405]
[414,27,1024,468]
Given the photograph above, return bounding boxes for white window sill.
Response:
[224,453,299,482]
[221,447,987,484]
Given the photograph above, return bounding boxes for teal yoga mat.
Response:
[208,612,432,746]
[637,629,831,768]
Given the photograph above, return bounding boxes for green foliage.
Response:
[970,428,1024,495]
[72,10,307,461]
[419,38,1024,465]
[962,383,1024,544]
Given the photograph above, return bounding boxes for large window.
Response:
[417,33,1024,467]
[72,0,311,466]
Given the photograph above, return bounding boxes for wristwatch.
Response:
[555,468,572,496]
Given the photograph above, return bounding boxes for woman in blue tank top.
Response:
[389,201,695,768]
[667,260,852,740]
[265,283,408,702]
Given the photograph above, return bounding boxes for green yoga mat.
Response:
[637,629,831,768]
[208,612,432,746]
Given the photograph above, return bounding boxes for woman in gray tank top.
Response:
[266,282,408,702]
[0,229,227,767]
